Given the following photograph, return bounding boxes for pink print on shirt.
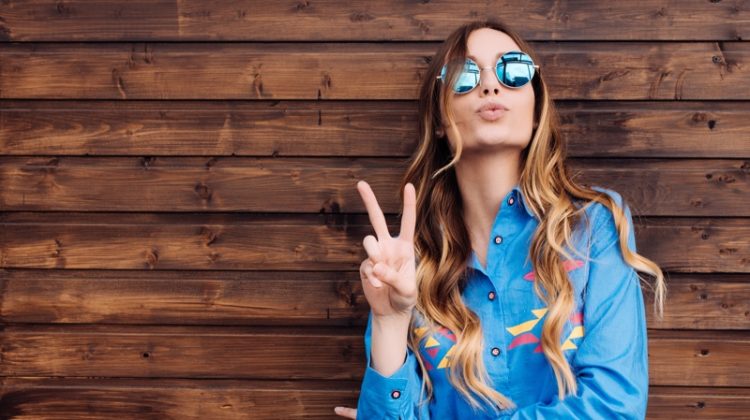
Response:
[510,258,586,352]
[522,259,584,281]
[414,325,457,371]
[506,308,584,353]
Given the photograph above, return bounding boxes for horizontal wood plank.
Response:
[1,42,747,100]
[0,326,748,387]
[1,213,748,272]
[1,100,748,158]
[0,269,369,327]
[0,1,747,42]
[0,377,360,419]
[1,157,748,216]
[1,270,748,330]
[2,379,748,419]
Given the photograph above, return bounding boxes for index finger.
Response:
[356,180,391,241]
[399,183,417,244]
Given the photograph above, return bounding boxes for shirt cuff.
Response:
[357,346,418,418]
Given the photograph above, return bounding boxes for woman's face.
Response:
[442,28,536,155]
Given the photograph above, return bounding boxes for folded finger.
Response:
[362,235,382,262]
[372,262,399,289]
[362,259,383,288]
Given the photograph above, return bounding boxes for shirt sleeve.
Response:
[500,191,649,419]
[356,310,429,420]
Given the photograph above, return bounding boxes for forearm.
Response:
[370,313,411,377]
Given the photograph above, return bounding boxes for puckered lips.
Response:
[477,101,509,121]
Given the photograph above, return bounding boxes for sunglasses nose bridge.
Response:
[477,65,502,91]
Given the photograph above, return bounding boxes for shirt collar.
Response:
[465,184,537,274]
[510,183,537,220]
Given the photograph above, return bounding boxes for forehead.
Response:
[465,28,520,62]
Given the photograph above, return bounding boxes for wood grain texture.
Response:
[2,100,747,158]
[0,157,747,215]
[1,270,748,330]
[1,213,749,272]
[0,1,747,41]
[1,42,747,100]
[0,325,748,387]
[2,379,748,419]
[1,2,748,418]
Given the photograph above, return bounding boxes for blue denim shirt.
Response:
[355,185,649,419]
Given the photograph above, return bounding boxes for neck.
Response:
[454,148,523,261]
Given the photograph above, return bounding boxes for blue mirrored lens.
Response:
[454,60,480,93]
[496,52,535,87]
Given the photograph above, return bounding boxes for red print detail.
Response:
[522,259,584,282]
[436,326,457,343]
[570,311,583,325]
[533,343,544,353]
[508,333,540,350]
[424,359,433,371]
[427,347,440,359]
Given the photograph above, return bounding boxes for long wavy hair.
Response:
[397,19,667,416]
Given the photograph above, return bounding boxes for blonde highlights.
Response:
[397,19,667,416]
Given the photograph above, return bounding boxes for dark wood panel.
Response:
[1,100,747,158]
[0,100,417,157]
[1,42,747,100]
[1,213,748,272]
[0,326,748,387]
[0,378,361,419]
[0,269,368,327]
[0,212,370,271]
[648,330,750,387]
[2,379,747,419]
[646,386,750,419]
[1,157,748,216]
[1,270,748,330]
[0,1,747,42]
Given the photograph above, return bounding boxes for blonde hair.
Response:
[397,19,667,416]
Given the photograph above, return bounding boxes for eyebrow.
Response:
[466,50,518,64]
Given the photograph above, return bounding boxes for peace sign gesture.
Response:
[356,180,418,318]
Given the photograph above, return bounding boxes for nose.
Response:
[478,67,500,95]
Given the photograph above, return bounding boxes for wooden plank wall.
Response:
[1,1,749,418]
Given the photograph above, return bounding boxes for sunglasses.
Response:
[437,50,539,94]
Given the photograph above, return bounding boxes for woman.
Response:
[335,19,666,419]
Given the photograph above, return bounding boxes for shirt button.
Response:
[391,390,401,399]
[488,291,496,301]
[508,196,515,206]
[494,235,503,244]
[491,347,501,357]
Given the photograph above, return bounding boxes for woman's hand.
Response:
[333,406,357,418]
[336,181,416,419]
[356,180,418,318]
